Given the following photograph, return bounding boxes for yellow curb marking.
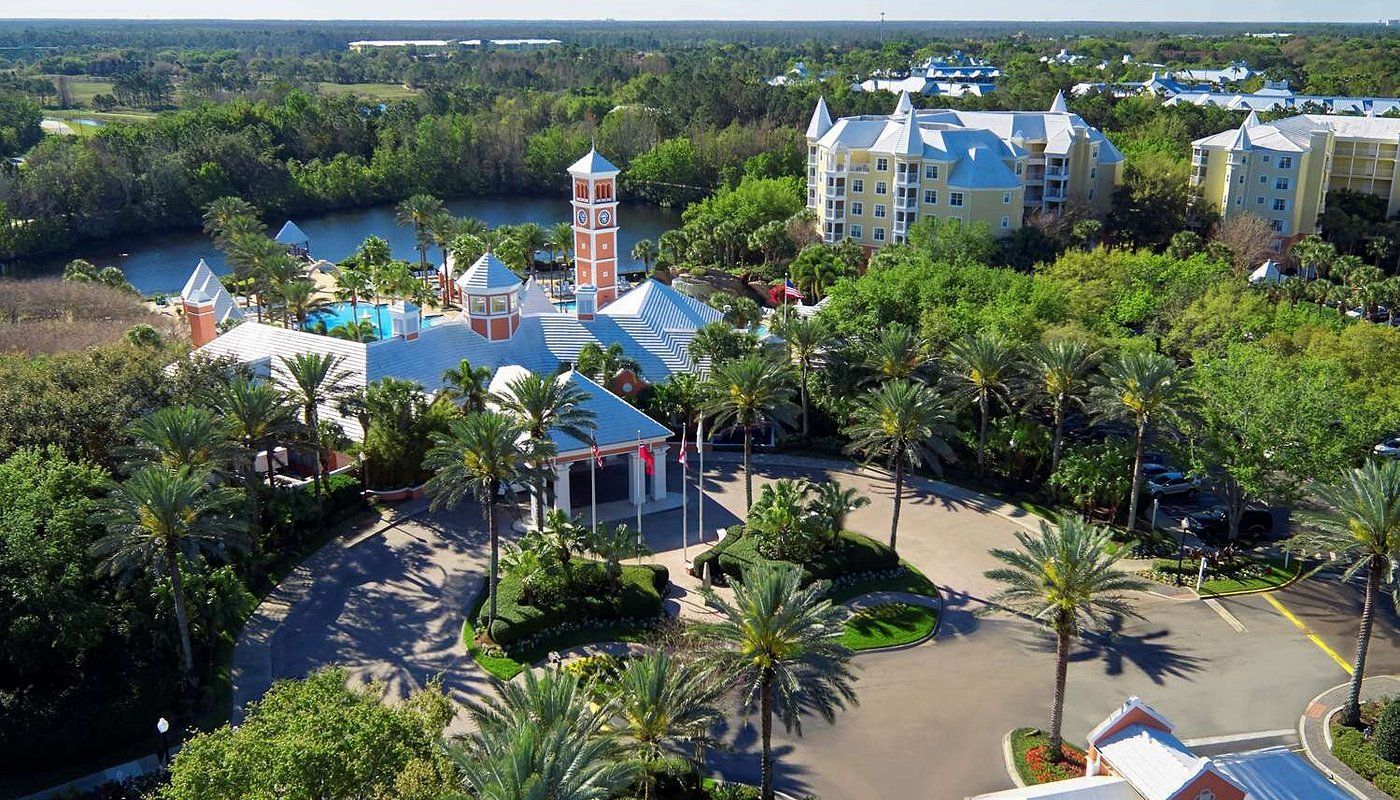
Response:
[1264,593,1353,676]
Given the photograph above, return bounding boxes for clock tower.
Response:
[567,148,621,319]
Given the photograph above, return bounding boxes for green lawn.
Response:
[824,559,939,604]
[840,602,938,650]
[1010,727,1088,785]
[316,82,418,101]
[42,75,115,105]
[1198,557,1302,596]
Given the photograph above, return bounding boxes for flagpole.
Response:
[697,413,706,542]
[635,432,643,557]
[590,448,597,537]
[680,424,689,565]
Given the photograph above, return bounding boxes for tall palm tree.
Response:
[1028,340,1099,473]
[334,263,373,340]
[213,376,297,526]
[610,652,724,799]
[224,232,299,324]
[1091,351,1191,533]
[1292,459,1400,727]
[395,194,445,268]
[575,342,641,390]
[427,210,460,270]
[492,372,598,529]
[701,355,798,510]
[441,358,493,412]
[91,466,248,685]
[843,380,957,551]
[124,405,240,474]
[862,324,927,383]
[278,352,355,503]
[456,719,635,800]
[201,196,261,243]
[278,279,327,330]
[984,518,1148,761]
[701,566,858,800]
[512,222,548,279]
[631,239,659,273]
[547,221,575,269]
[425,411,529,631]
[946,330,1019,472]
[782,316,833,439]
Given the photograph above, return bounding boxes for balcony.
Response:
[894,196,918,211]
[895,172,919,187]
[826,186,847,198]
[1044,189,1067,201]
[1045,168,1068,179]
[822,159,848,174]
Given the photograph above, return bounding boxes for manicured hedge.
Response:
[1333,720,1400,798]
[481,560,668,648]
[702,529,898,587]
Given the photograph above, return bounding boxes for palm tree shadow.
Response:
[931,587,985,637]
[1010,615,1204,685]
[704,715,817,797]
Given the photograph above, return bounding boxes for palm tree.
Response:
[441,358,493,412]
[547,221,575,269]
[701,355,798,510]
[631,239,659,273]
[610,652,724,799]
[427,210,460,270]
[862,324,927,383]
[701,566,858,800]
[1028,340,1099,473]
[843,380,957,551]
[91,466,249,685]
[575,342,641,390]
[1292,460,1400,727]
[456,719,635,800]
[809,480,870,539]
[223,232,299,324]
[425,411,529,631]
[782,316,833,439]
[395,194,445,268]
[984,518,1148,760]
[124,405,240,474]
[467,663,609,741]
[213,376,297,527]
[278,352,355,503]
[512,222,548,279]
[492,372,598,529]
[278,279,326,330]
[201,196,261,243]
[334,263,373,340]
[946,330,1019,472]
[1091,351,1191,533]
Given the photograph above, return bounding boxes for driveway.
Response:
[230,454,1398,799]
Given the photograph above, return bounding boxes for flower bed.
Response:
[1010,727,1088,785]
[1142,555,1299,595]
[840,601,939,651]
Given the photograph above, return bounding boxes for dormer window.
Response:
[469,296,488,314]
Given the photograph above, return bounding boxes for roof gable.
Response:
[274,220,309,245]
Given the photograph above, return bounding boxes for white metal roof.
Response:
[1213,747,1354,800]
[806,96,833,139]
[179,259,244,325]
[567,148,620,175]
[456,251,521,294]
[970,776,1138,800]
[274,220,309,245]
[1096,726,1212,800]
[487,366,669,454]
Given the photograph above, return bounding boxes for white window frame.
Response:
[872,227,886,242]
[852,178,864,193]
[875,157,889,171]
[851,201,863,216]
[1000,215,1010,228]
[873,204,887,218]
[850,223,863,239]
[1003,192,1011,204]
[923,189,937,204]
[875,181,888,195]
[925,164,939,179]
[1276,177,1290,190]
[1273,198,1288,211]
[1278,156,1293,169]
[949,192,965,207]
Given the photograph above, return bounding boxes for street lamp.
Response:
[156,717,171,767]
[1176,517,1190,586]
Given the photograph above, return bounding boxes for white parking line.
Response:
[1204,598,1249,633]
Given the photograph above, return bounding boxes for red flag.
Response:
[591,441,604,468]
[678,427,688,468]
[639,442,654,476]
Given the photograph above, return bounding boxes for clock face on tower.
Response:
[598,209,612,226]
[576,209,589,225]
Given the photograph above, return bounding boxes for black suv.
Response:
[1186,505,1275,540]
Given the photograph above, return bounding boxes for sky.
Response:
[0,0,1396,22]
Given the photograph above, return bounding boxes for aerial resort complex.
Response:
[10,16,1400,800]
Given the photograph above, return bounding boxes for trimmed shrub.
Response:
[713,529,898,587]
[1332,722,1400,797]
[481,560,668,648]
[1376,700,1400,764]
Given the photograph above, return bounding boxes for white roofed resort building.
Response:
[805,92,1123,248]
[178,149,722,511]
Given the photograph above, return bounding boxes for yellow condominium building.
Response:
[805,91,1124,247]
[1191,112,1400,246]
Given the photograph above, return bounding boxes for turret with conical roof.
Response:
[1049,90,1069,113]
[1226,118,1253,151]
[457,251,523,342]
[893,90,913,116]
[806,96,833,140]
[568,147,622,314]
[1242,110,1261,128]
[892,107,923,157]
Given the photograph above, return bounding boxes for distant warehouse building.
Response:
[804,91,1123,248]
[1191,112,1400,247]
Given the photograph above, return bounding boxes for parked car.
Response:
[1186,505,1275,540]
[1140,463,1173,480]
[1143,472,1199,499]
[1375,436,1400,459]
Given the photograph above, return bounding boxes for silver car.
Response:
[1143,471,1199,499]
[1375,437,1400,459]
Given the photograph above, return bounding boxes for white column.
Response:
[651,445,669,501]
[553,462,572,514]
[629,451,645,506]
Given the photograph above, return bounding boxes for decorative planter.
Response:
[364,482,428,502]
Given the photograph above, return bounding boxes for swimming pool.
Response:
[305,302,438,341]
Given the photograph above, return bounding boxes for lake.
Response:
[25,195,682,295]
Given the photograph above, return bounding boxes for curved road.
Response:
[231,455,1400,799]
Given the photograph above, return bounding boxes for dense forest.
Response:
[0,24,1398,266]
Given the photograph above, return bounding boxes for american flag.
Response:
[782,278,805,300]
[591,441,604,468]
[679,427,688,468]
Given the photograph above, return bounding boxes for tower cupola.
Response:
[456,251,522,342]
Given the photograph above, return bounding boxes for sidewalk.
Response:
[1300,674,1400,800]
